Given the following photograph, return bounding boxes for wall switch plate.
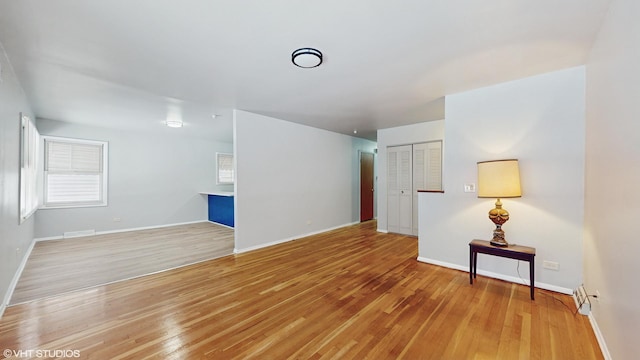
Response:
[464,183,476,193]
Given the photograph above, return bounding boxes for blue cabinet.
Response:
[206,193,234,227]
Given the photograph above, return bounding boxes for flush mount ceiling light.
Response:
[292,48,323,68]
[165,119,183,128]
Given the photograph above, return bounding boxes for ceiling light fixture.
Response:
[165,119,183,128]
[292,48,323,68]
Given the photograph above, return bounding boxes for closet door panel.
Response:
[412,141,442,235]
[387,145,412,235]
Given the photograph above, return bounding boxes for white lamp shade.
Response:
[477,159,522,198]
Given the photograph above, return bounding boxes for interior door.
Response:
[388,145,413,235]
[360,152,375,222]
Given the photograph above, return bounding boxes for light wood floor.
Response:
[10,222,234,304]
[0,221,602,359]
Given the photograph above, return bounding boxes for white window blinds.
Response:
[44,137,108,207]
[217,153,234,184]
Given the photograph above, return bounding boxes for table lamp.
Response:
[477,159,522,247]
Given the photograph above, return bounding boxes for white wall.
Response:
[419,67,585,293]
[0,44,36,314]
[585,0,640,358]
[233,110,374,252]
[376,120,445,232]
[35,119,233,238]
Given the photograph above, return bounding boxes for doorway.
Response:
[360,152,375,222]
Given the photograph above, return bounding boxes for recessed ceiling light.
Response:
[211,114,219,119]
[292,48,323,68]
[353,130,358,134]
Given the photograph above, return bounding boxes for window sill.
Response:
[40,202,108,210]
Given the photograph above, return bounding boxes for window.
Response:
[43,136,108,208]
[19,114,40,223]
[217,153,234,184]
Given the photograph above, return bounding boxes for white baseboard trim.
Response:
[63,229,96,239]
[35,235,64,241]
[416,256,573,295]
[207,221,234,230]
[1,237,37,317]
[588,313,612,360]
[34,220,210,242]
[571,292,611,360]
[377,228,388,233]
[95,220,208,236]
[235,221,359,254]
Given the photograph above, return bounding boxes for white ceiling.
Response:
[0,0,612,141]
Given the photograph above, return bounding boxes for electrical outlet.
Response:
[543,261,559,271]
[464,183,476,193]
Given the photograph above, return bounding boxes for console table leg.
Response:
[469,248,473,284]
[530,258,535,300]
[473,252,478,278]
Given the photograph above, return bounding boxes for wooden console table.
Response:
[469,239,536,300]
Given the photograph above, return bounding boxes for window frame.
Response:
[216,152,234,185]
[41,136,109,209]
[19,113,40,223]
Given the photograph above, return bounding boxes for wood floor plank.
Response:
[0,221,602,359]
[10,222,234,304]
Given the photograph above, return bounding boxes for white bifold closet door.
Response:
[387,145,413,235]
[412,142,443,235]
[388,141,442,236]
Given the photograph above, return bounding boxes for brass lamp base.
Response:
[488,198,509,247]
[490,225,508,247]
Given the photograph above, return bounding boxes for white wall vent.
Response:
[573,284,591,315]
